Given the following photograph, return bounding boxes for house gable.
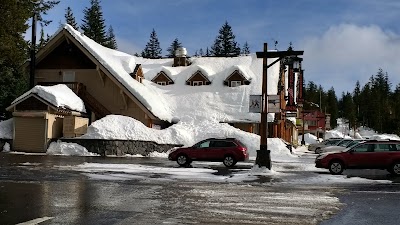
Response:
[186,70,211,86]
[32,26,160,122]
[224,70,251,87]
[130,64,144,83]
[36,40,96,69]
[151,71,174,85]
[15,96,48,111]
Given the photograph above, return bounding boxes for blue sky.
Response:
[38,0,400,95]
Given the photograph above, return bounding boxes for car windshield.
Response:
[337,139,353,147]
[327,139,342,145]
[346,140,363,148]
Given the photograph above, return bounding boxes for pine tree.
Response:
[166,38,182,58]
[241,41,250,55]
[0,0,58,119]
[104,26,117,49]
[141,29,162,59]
[81,0,108,46]
[199,48,204,56]
[205,47,211,56]
[65,6,78,30]
[211,21,241,57]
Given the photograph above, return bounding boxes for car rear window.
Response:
[212,141,236,147]
[235,140,247,148]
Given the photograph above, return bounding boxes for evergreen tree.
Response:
[0,0,58,119]
[141,29,162,59]
[241,41,250,55]
[205,47,211,56]
[199,48,204,56]
[81,0,108,46]
[65,6,78,30]
[166,38,182,58]
[211,21,241,57]
[104,25,117,49]
[326,87,338,128]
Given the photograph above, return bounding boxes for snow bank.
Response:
[298,133,319,145]
[3,142,10,152]
[0,118,13,139]
[47,141,99,156]
[78,115,294,159]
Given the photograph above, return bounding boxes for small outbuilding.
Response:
[6,84,88,153]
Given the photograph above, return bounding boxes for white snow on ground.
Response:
[0,118,13,139]
[3,142,10,152]
[47,141,99,156]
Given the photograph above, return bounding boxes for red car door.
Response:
[190,140,212,159]
[346,143,376,168]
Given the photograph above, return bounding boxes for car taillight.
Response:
[239,146,247,151]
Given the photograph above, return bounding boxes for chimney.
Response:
[173,47,190,67]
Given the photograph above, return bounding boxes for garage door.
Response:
[14,117,47,153]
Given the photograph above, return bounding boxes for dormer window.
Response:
[193,81,203,86]
[224,69,250,87]
[230,81,241,87]
[152,71,174,85]
[186,70,211,86]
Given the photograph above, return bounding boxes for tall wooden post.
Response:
[255,43,271,169]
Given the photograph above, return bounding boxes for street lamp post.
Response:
[301,109,306,145]
[256,43,303,169]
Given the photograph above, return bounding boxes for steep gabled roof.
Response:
[7,84,86,113]
[33,24,173,121]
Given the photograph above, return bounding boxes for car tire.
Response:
[388,162,400,176]
[176,154,190,167]
[315,148,322,154]
[223,155,237,167]
[328,160,344,175]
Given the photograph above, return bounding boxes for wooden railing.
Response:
[37,82,111,118]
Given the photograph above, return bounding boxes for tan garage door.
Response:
[14,117,47,153]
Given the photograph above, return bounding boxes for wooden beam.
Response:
[97,65,105,87]
[120,90,128,110]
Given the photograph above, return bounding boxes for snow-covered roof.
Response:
[10,84,86,113]
[46,24,282,123]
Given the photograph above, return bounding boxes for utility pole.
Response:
[256,43,303,169]
[30,13,37,89]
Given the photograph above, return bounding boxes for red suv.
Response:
[168,138,249,167]
[315,140,400,175]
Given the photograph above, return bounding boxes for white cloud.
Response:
[300,24,400,94]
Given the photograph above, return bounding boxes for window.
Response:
[157,81,167,86]
[137,76,143,83]
[193,81,203,86]
[63,71,75,82]
[212,141,236,148]
[352,144,374,152]
[199,141,211,148]
[230,81,241,87]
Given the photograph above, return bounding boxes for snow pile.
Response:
[3,142,10,152]
[78,115,294,159]
[298,133,319,145]
[11,84,86,113]
[47,141,99,156]
[0,118,13,139]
